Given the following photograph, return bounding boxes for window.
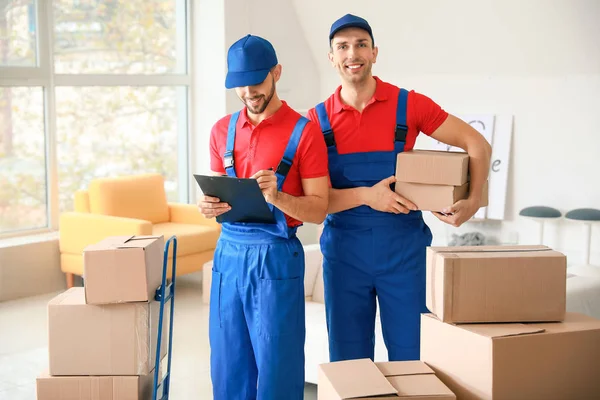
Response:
[0,87,46,232]
[0,0,191,237]
[0,0,37,67]
[55,86,187,212]
[52,0,187,74]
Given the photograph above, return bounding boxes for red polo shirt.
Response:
[306,77,449,154]
[210,101,329,227]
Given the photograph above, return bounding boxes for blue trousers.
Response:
[209,230,305,400]
[321,215,432,362]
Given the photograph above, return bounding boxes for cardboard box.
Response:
[426,245,566,323]
[84,235,164,304]
[48,288,167,376]
[394,180,488,212]
[36,371,153,400]
[318,358,456,399]
[396,150,469,186]
[421,312,600,400]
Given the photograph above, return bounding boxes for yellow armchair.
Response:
[59,174,221,288]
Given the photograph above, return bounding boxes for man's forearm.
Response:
[467,141,492,203]
[327,187,368,214]
[271,192,328,224]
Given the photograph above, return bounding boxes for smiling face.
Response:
[234,65,281,115]
[328,27,378,85]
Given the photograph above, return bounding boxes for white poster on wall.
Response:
[486,115,513,220]
[423,114,512,221]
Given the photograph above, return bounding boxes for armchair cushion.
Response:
[89,174,169,224]
[153,222,220,257]
[59,212,152,255]
[74,190,90,213]
[168,203,220,229]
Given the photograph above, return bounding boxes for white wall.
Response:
[290,0,600,263]
[193,0,322,245]
[222,0,321,114]
[191,0,227,181]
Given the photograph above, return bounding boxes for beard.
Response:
[242,76,276,115]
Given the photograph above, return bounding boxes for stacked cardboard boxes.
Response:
[37,235,168,400]
[421,245,600,399]
[394,150,488,212]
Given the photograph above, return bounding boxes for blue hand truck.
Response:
[152,235,177,400]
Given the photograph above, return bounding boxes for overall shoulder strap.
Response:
[395,89,409,143]
[275,116,310,190]
[223,111,240,177]
[315,102,336,147]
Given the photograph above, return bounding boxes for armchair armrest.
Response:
[59,212,153,255]
[168,202,220,229]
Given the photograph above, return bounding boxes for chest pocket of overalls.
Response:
[342,151,397,187]
[315,88,409,189]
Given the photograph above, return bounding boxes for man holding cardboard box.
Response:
[197,35,329,400]
[306,14,492,363]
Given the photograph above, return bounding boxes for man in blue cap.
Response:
[198,34,329,399]
[306,15,492,363]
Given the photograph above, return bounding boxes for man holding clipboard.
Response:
[198,34,329,400]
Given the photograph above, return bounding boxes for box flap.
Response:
[456,322,545,338]
[48,287,85,306]
[388,374,456,398]
[83,235,135,252]
[375,361,434,377]
[423,314,545,338]
[526,312,600,334]
[319,359,398,399]
[429,245,550,254]
[117,235,162,249]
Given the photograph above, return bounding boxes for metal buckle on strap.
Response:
[324,130,336,147]
[395,124,408,142]
[223,151,234,168]
[276,157,293,176]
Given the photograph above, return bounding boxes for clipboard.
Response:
[193,174,277,224]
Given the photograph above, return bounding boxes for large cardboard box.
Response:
[421,313,600,400]
[394,180,488,212]
[396,150,469,186]
[84,235,164,304]
[48,288,167,376]
[318,358,456,399]
[426,245,566,323]
[36,371,153,400]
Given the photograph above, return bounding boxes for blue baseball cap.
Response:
[329,14,374,45]
[225,35,278,89]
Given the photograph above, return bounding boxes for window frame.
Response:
[0,0,194,239]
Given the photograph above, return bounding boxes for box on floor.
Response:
[318,358,455,399]
[36,371,155,400]
[426,245,567,323]
[83,235,164,304]
[421,312,600,399]
[48,287,167,376]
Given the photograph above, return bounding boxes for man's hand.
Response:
[433,197,480,227]
[251,169,279,204]
[364,176,417,214]
[197,196,230,219]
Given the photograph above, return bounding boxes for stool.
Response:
[565,208,600,266]
[519,206,562,245]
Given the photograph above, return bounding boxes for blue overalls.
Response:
[315,89,433,362]
[209,111,308,400]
